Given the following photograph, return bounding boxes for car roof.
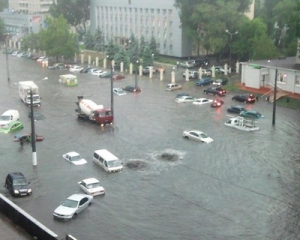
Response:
[82,178,99,185]
[8,172,25,179]
[67,194,90,201]
[186,130,204,134]
[66,151,80,157]
[8,120,21,126]
[196,98,207,100]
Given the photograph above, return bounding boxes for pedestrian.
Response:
[20,139,24,147]
[266,95,270,102]
[256,96,259,102]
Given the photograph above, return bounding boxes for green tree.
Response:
[39,16,78,61]
[141,45,153,66]
[114,47,129,70]
[128,33,139,63]
[20,33,41,51]
[139,36,146,56]
[106,39,118,61]
[0,18,6,41]
[174,0,252,59]
[93,28,104,52]
[83,29,95,50]
[149,35,158,57]
[49,0,90,39]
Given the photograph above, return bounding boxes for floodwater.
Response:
[0,54,299,240]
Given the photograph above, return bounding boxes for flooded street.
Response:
[0,54,299,240]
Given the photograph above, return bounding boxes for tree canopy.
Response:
[49,0,90,39]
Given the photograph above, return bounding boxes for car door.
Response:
[189,132,199,141]
[77,197,88,214]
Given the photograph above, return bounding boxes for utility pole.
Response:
[110,59,114,117]
[272,69,278,126]
[30,89,37,166]
[225,29,238,70]
[5,34,10,82]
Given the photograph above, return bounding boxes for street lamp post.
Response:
[5,35,10,82]
[107,55,114,117]
[30,89,37,166]
[225,29,238,70]
[135,60,139,88]
[272,68,278,126]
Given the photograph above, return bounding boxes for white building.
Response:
[89,0,193,57]
[241,57,300,95]
[8,0,54,13]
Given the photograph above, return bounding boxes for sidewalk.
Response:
[0,214,32,240]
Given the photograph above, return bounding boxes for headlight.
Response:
[28,189,32,193]
[14,190,19,194]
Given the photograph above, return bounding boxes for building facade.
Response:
[90,0,193,58]
[8,0,54,13]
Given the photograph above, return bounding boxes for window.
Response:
[295,75,300,86]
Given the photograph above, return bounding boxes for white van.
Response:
[0,110,20,127]
[93,149,123,172]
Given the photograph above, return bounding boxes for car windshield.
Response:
[0,115,10,121]
[107,160,122,167]
[61,199,78,208]
[200,133,208,138]
[13,179,28,186]
[71,155,82,161]
[87,183,101,189]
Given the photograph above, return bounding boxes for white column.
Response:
[185,69,189,82]
[103,58,107,69]
[129,63,133,74]
[81,54,84,64]
[212,66,215,78]
[88,55,91,65]
[199,67,203,79]
[224,63,228,76]
[171,71,175,83]
[236,61,240,74]
[160,69,164,81]
[149,67,153,79]
[95,57,99,67]
[120,62,124,72]
[139,65,143,76]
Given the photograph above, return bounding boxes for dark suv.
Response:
[232,94,256,103]
[194,58,210,67]
[203,87,226,96]
[4,172,32,197]
[123,85,142,92]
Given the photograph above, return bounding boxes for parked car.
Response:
[203,87,226,96]
[201,69,212,76]
[80,67,92,73]
[182,130,213,143]
[179,60,195,68]
[166,83,182,91]
[91,69,104,76]
[232,94,256,103]
[142,66,156,75]
[211,99,224,108]
[0,120,23,133]
[113,88,126,96]
[69,65,84,72]
[16,52,27,58]
[13,133,44,142]
[0,109,20,127]
[78,178,105,196]
[227,105,247,114]
[62,152,87,165]
[4,172,32,197]
[212,78,228,86]
[53,194,93,220]
[214,66,225,74]
[28,111,44,120]
[240,110,265,119]
[99,72,113,78]
[11,51,19,56]
[112,75,125,80]
[175,96,196,103]
[183,71,199,79]
[123,85,141,92]
[193,98,213,105]
[194,58,210,67]
[176,93,192,98]
[195,77,213,86]
[87,68,98,75]
[36,56,47,62]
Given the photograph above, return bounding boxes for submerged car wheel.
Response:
[184,136,189,139]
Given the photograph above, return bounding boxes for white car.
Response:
[87,68,98,74]
[53,193,93,220]
[91,69,104,76]
[182,130,214,143]
[78,178,105,196]
[11,51,19,56]
[62,152,87,165]
[175,96,195,103]
[69,65,84,72]
[37,56,47,62]
[193,98,213,105]
[113,88,126,96]
[166,83,182,91]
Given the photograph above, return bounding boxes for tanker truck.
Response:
[75,96,113,126]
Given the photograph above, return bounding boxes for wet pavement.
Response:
[0,54,300,240]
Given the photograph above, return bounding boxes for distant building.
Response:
[8,0,54,13]
[244,0,255,20]
[90,0,193,58]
